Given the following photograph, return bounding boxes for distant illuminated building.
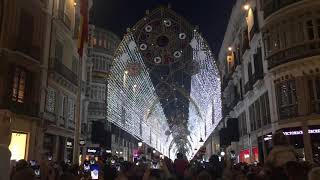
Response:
[107,7,221,158]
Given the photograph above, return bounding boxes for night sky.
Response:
[91,0,236,57]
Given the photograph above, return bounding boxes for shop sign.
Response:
[283,129,320,136]
[66,141,73,148]
[86,147,101,155]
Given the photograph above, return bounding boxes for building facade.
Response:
[0,0,91,163]
[213,0,320,163]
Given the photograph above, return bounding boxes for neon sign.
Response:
[283,129,320,136]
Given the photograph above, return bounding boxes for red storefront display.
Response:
[239,147,259,164]
[239,149,250,163]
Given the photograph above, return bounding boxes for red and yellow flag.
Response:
[77,0,89,58]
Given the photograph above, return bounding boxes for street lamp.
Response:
[243,4,250,11]
[138,142,143,147]
[220,151,225,156]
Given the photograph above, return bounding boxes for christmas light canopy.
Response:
[107,7,221,157]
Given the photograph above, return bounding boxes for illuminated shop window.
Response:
[9,132,28,161]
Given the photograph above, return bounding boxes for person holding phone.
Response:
[90,164,100,180]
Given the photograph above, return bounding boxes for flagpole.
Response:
[73,56,82,165]
[73,0,88,164]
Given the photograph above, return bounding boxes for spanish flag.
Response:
[77,0,89,58]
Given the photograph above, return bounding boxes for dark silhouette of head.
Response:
[177,152,183,159]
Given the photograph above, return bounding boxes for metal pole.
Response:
[73,57,82,164]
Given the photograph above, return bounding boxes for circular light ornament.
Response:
[145,25,152,32]
[173,51,182,58]
[139,43,147,51]
[163,19,172,27]
[154,56,162,64]
[179,33,186,40]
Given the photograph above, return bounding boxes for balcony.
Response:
[11,37,41,61]
[221,75,232,91]
[249,21,259,41]
[49,58,78,86]
[222,104,231,118]
[267,40,320,69]
[0,99,39,117]
[263,0,303,19]
[58,10,72,31]
[230,93,241,109]
[279,104,298,120]
[244,79,254,94]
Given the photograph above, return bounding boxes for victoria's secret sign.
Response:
[283,129,320,136]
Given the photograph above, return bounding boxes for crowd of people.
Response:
[2,113,320,180]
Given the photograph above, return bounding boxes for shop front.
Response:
[85,147,101,161]
[9,132,28,161]
[239,147,258,164]
[281,126,320,161]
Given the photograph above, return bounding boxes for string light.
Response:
[107,19,221,158]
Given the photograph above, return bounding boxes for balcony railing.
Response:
[267,40,320,69]
[279,104,298,120]
[49,58,78,86]
[263,0,303,19]
[0,100,39,117]
[12,37,41,61]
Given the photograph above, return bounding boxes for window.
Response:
[260,93,267,126]
[93,37,97,46]
[265,92,271,124]
[255,100,261,129]
[73,15,80,38]
[247,62,253,83]
[72,57,78,74]
[18,9,34,54]
[46,88,56,113]
[306,20,315,40]
[62,95,68,119]
[0,0,3,31]
[58,0,66,14]
[317,19,320,39]
[276,80,298,119]
[12,67,26,103]
[238,111,247,137]
[103,40,107,48]
[239,79,243,99]
[55,41,63,60]
[68,98,75,122]
[249,104,256,131]
[282,31,287,48]
[297,22,305,42]
[308,77,320,113]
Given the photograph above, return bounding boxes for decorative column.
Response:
[302,124,313,162]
